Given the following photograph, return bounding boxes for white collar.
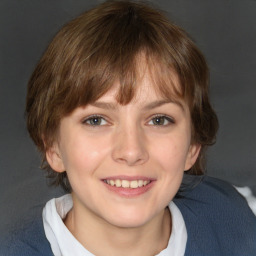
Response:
[43,194,187,256]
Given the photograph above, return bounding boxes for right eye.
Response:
[82,115,108,126]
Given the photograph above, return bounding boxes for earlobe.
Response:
[46,144,65,173]
[184,144,201,171]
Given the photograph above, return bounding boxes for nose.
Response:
[111,124,149,166]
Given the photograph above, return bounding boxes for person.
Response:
[2,1,256,255]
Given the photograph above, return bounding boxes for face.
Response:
[46,69,200,229]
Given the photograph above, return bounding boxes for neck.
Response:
[64,201,171,256]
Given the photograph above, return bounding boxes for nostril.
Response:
[111,128,149,165]
[112,146,149,166]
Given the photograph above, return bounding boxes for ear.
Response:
[46,143,65,173]
[184,144,201,171]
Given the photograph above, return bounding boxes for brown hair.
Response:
[26,0,218,192]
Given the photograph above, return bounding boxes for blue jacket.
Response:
[1,176,256,256]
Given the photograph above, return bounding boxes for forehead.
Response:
[58,52,188,119]
[92,63,186,112]
[106,54,185,106]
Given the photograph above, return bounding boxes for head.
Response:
[26,0,218,192]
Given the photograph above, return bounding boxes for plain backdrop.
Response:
[1,0,256,235]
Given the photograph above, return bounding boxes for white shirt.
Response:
[43,194,187,256]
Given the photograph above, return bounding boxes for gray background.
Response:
[0,0,256,235]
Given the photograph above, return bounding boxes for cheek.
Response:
[60,133,111,174]
[151,134,191,170]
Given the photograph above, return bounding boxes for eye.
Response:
[82,115,108,126]
[148,115,174,126]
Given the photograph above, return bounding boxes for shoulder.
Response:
[0,205,53,256]
[176,175,252,206]
[174,175,256,256]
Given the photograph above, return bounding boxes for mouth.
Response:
[102,176,155,197]
[103,179,151,189]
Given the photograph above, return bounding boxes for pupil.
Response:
[153,117,164,125]
[91,117,101,125]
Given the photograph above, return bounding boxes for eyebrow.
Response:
[142,99,185,111]
[90,102,117,110]
[90,99,184,111]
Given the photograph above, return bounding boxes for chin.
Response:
[104,208,156,229]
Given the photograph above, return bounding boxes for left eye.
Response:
[148,115,174,126]
[83,116,107,126]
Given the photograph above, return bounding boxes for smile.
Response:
[102,176,156,197]
[103,179,151,189]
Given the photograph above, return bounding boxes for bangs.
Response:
[56,7,186,116]
[61,49,183,115]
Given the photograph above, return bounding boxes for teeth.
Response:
[138,180,144,187]
[121,180,130,188]
[105,179,150,188]
[130,180,138,188]
[115,179,121,187]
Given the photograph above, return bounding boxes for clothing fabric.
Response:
[235,186,256,215]
[42,194,187,256]
[173,176,256,255]
[1,176,256,256]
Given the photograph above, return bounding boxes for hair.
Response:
[26,0,218,192]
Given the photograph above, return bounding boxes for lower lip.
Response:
[102,181,155,198]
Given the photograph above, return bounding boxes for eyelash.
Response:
[82,115,108,126]
[82,114,175,127]
[147,114,175,126]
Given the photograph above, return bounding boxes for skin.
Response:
[46,68,200,256]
